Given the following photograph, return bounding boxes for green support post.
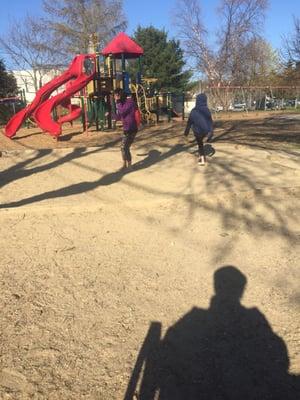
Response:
[99,98,106,130]
[81,96,86,131]
[107,94,112,130]
[87,98,91,124]
[103,55,108,76]
[121,53,126,90]
[95,98,100,131]
[87,98,95,125]
[110,56,115,81]
[111,95,117,130]
[53,107,58,122]
[94,97,105,131]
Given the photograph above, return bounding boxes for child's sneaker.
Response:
[198,156,206,166]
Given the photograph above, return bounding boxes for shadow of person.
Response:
[204,143,215,157]
[98,145,187,186]
[133,144,186,172]
[81,145,187,186]
[125,266,299,400]
[0,143,191,209]
[189,143,215,158]
[133,149,162,170]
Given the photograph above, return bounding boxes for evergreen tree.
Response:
[0,59,18,124]
[0,59,18,98]
[133,26,191,93]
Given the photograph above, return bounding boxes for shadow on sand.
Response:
[124,266,300,400]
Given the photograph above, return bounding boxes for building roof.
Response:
[102,32,144,59]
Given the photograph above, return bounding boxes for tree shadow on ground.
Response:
[54,129,84,142]
[1,124,298,264]
[178,144,299,262]
[213,117,300,155]
[0,136,122,190]
[0,125,182,192]
[0,143,190,208]
[124,266,300,400]
[14,130,41,140]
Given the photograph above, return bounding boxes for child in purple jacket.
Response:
[114,88,138,170]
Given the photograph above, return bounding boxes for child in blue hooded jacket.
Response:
[184,93,213,166]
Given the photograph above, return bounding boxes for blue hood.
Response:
[195,93,208,109]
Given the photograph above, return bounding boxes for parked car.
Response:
[212,105,224,112]
[230,103,246,111]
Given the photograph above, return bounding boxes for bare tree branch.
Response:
[0,15,63,91]
[174,0,269,86]
[283,16,300,63]
[42,0,128,55]
[174,0,219,82]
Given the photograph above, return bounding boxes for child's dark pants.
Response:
[195,133,206,157]
[121,129,137,162]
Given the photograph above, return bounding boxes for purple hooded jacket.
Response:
[116,98,137,132]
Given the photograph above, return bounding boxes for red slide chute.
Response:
[4,54,95,138]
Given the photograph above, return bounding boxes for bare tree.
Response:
[233,37,280,85]
[216,0,269,82]
[174,0,269,85]
[0,15,63,91]
[283,16,300,63]
[42,0,127,56]
[0,0,127,93]
[174,0,219,82]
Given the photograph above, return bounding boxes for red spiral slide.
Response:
[4,54,95,138]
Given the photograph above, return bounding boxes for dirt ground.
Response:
[0,114,300,399]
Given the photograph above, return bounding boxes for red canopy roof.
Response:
[102,32,144,59]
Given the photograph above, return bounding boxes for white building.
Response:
[13,69,64,102]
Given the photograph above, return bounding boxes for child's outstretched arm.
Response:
[206,109,214,141]
[208,109,213,131]
[184,115,192,136]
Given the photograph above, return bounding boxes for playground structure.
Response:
[3,32,178,139]
[4,31,299,139]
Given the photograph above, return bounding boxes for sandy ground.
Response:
[0,116,300,399]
